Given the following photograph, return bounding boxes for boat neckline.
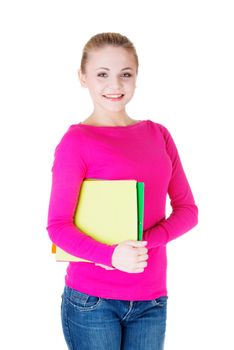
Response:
[77,120,147,128]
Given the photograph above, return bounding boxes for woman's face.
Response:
[78,46,137,116]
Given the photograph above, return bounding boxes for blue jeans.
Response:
[61,285,168,350]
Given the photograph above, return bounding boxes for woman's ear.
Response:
[78,69,87,88]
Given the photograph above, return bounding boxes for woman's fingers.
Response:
[136,253,148,262]
[95,263,116,270]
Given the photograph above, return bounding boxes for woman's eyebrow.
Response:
[95,67,133,71]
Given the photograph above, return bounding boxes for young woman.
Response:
[46,32,198,350]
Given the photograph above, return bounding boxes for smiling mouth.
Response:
[102,94,125,101]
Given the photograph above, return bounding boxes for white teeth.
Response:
[104,94,123,98]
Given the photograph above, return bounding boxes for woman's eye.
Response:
[97,73,107,77]
[122,73,132,78]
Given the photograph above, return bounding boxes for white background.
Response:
[0,0,233,349]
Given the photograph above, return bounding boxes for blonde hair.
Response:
[80,32,139,75]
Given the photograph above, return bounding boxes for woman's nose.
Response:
[107,77,122,89]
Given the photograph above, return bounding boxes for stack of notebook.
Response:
[52,179,144,262]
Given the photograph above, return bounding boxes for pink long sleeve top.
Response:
[46,119,198,301]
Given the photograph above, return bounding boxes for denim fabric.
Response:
[61,285,167,350]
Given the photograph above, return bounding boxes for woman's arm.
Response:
[143,125,198,249]
[46,128,117,267]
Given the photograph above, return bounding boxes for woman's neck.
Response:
[81,115,138,127]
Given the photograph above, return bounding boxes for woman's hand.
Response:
[111,240,148,273]
[95,240,148,273]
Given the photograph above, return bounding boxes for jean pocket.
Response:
[64,286,103,312]
[151,295,168,307]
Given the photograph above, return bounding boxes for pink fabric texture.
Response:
[46,119,198,300]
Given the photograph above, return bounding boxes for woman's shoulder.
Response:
[59,123,88,140]
[147,119,171,135]
[54,123,88,154]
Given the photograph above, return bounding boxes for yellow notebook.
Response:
[54,179,139,262]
